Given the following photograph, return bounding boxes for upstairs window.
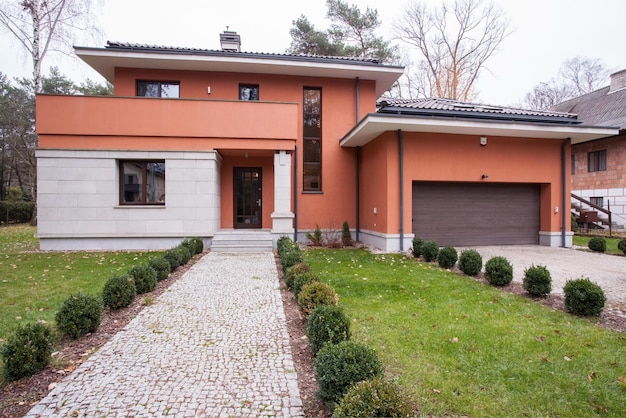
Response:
[239,84,259,100]
[571,154,576,175]
[120,161,166,205]
[588,150,607,172]
[303,87,322,192]
[137,81,180,98]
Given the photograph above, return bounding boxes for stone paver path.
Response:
[27,252,303,417]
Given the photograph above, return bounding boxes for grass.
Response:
[305,248,626,417]
[573,234,625,255]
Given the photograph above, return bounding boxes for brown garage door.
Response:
[412,182,540,246]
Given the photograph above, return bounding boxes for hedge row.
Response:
[0,201,35,224]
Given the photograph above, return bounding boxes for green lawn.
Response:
[573,235,625,255]
[305,248,626,417]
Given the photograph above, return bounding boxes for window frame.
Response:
[239,84,260,101]
[136,80,180,98]
[303,87,322,192]
[587,149,607,172]
[119,160,166,206]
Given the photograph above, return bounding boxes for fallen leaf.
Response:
[432,388,441,394]
[564,356,571,362]
[536,335,545,342]
[554,329,560,334]
[48,382,57,391]
[450,337,459,343]
[541,356,551,363]
[588,371,596,382]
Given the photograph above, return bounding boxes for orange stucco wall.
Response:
[359,132,570,235]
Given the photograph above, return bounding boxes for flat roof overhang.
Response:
[75,47,405,97]
[339,113,620,147]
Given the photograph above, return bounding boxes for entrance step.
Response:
[211,230,273,253]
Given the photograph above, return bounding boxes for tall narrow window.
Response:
[120,161,166,205]
[588,149,607,172]
[303,87,322,191]
[137,81,180,98]
[571,154,576,175]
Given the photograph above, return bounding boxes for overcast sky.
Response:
[0,0,624,106]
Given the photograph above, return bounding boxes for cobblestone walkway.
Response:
[27,252,303,417]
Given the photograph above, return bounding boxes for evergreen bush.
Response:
[485,256,513,286]
[285,262,312,289]
[411,237,424,258]
[564,278,606,316]
[176,246,191,265]
[523,265,552,296]
[281,247,304,273]
[191,237,204,254]
[458,249,483,276]
[342,220,354,247]
[292,272,320,298]
[421,241,439,262]
[333,376,415,418]
[128,263,158,294]
[55,293,103,339]
[277,236,296,257]
[306,305,351,354]
[149,256,171,281]
[297,282,338,315]
[314,340,383,406]
[1,322,55,381]
[102,275,136,310]
[588,236,606,252]
[163,248,183,270]
[437,246,458,269]
[618,238,626,256]
[306,224,324,246]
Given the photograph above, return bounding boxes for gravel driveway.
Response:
[461,246,626,306]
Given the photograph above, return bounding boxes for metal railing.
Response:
[571,193,612,237]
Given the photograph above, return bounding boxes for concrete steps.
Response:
[210,230,273,253]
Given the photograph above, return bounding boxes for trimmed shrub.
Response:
[342,220,354,247]
[437,246,458,269]
[0,200,35,224]
[333,376,415,418]
[293,272,320,298]
[55,293,103,339]
[277,236,296,257]
[411,237,424,258]
[588,237,606,253]
[306,305,351,354]
[421,241,439,262]
[149,256,171,281]
[564,278,606,316]
[163,248,183,270]
[458,249,483,276]
[285,262,312,289]
[314,340,383,406]
[297,282,338,315]
[128,263,158,294]
[1,322,55,381]
[177,246,192,265]
[281,247,304,273]
[191,237,204,255]
[523,265,552,296]
[571,213,579,232]
[619,238,626,256]
[485,256,513,286]
[180,238,195,256]
[102,275,136,310]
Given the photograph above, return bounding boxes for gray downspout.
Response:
[356,146,360,242]
[561,138,570,247]
[294,145,298,243]
[398,129,404,252]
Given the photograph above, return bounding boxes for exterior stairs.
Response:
[210,229,274,253]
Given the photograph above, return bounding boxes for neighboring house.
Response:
[35,31,617,251]
[551,69,626,230]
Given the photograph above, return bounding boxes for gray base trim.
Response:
[539,231,573,248]
[39,237,212,251]
[357,229,414,253]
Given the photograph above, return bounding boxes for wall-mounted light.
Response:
[207,86,211,94]
[481,174,489,179]
[480,136,487,146]
[554,206,559,214]
[373,207,378,215]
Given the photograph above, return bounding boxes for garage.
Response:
[412,182,540,246]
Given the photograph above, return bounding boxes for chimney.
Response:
[609,69,626,93]
[220,29,241,52]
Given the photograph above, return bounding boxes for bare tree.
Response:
[0,0,102,93]
[394,0,510,101]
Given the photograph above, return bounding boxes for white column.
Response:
[271,150,295,235]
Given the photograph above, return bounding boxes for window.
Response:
[137,81,180,98]
[239,84,259,100]
[590,197,604,208]
[588,150,607,172]
[303,87,322,191]
[120,161,165,205]
[571,154,576,175]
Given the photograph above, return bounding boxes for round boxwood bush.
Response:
[55,293,103,339]
[523,265,552,296]
[281,247,304,273]
[191,237,204,254]
[314,340,383,406]
[617,238,626,256]
[333,376,414,418]
[1,322,56,381]
[128,263,158,295]
[285,262,312,289]
[306,305,351,354]
[163,248,183,270]
[297,282,338,315]
[564,278,606,316]
[437,246,458,269]
[411,237,424,258]
[458,249,483,276]
[293,271,320,298]
[485,256,513,286]
[588,236,606,253]
[277,236,296,257]
[176,246,191,265]
[421,241,439,262]
[102,275,136,310]
[149,256,171,281]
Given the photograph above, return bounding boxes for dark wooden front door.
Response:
[234,167,262,228]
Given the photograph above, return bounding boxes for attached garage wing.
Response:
[412,182,540,246]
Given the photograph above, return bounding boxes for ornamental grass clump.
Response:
[411,237,424,258]
[333,376,415,418]
[102,275,136,310]
[1,322,56,381]
[128,263,158,295]
[588,236,606,253]
[285,262,312,289]
[437,246,458,269]
[297,282,338,315]
[55,293,103,339]
[306,305,351,354]
[563,278,606,316]
[292,271,320,298]
[485,256,513,286]
[421,241,439,262]
[458,249,483,276]
[523,265,552,296]
[149,256,171,281]
[314,340,383,406]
